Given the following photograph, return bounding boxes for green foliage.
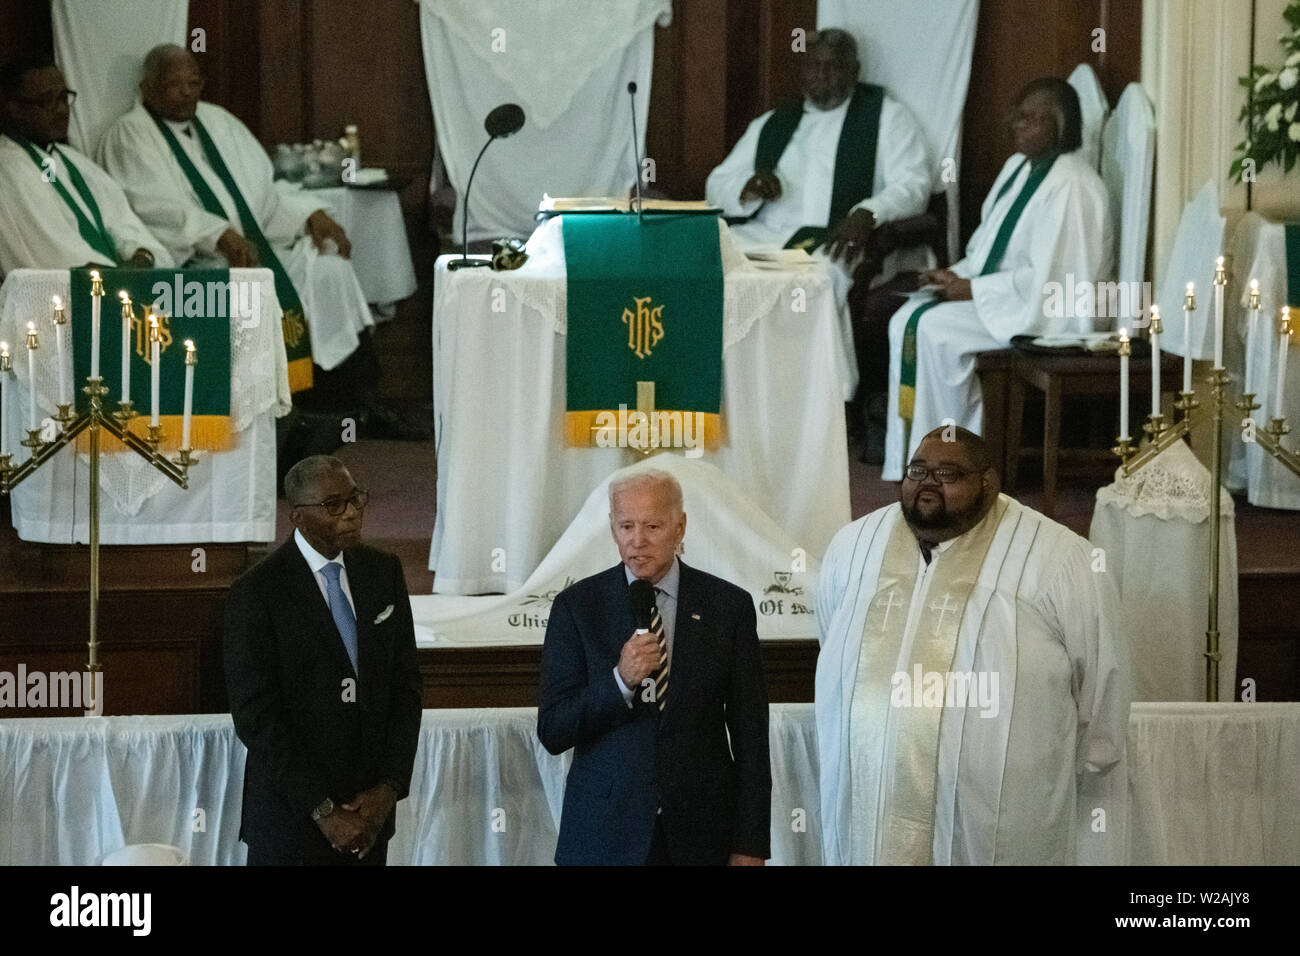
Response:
[1230,1,1300,180]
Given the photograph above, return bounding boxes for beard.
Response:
[903,486,987,537]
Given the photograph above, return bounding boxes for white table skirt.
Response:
[429,250,852,594]
[2,701,1295,866]
[306,185,417,307]
[0,269,288,543]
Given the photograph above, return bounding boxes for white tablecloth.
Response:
[0,269,290,543]
[301,185,417,307]
[2,701,1295,865]
[429,220,852,594]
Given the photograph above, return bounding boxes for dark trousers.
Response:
[245,837,389,867]
[645,815,672,866]
[849,272,922,402]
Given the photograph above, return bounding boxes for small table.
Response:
[1005,346,1184,515]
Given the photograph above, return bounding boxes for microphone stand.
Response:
[448,135,497,271]
[628,82,644,224]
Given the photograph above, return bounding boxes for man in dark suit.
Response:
[225,455,422,865]
[538,468,771,865]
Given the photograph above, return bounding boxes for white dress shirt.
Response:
[294,529,355,617]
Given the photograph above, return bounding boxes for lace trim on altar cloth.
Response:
[1095,438,1235,523]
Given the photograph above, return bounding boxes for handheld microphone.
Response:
[628,578,655,633]
[627,81,644,223]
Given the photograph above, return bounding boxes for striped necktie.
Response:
[651,588,668,712]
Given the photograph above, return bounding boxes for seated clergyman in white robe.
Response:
[815,427,1129,865]
[882,78,1112,480]
[705,28,930,398]
[99,45,370,384]
[0,56,171,276]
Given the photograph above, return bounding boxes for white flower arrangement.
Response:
[1233,1,1300,177]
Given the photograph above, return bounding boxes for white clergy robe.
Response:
[0,134,172,277]
[707,93,932,400]
[814,495,1129,864]
[881,151,1112,480]
[99,101,371,370]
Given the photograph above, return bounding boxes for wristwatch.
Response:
[311,797,335,821]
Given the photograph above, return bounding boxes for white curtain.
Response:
[817,0,978,262]
[51,0,189,156]
[417,0,671,243]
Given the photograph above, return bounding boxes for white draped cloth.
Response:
[300,185,417,307]
[0,268,289,543]
[815,495,1130,864]
[417,0,671,242]
[882,151,1113,479]
[51,0,188,156]
[3,702,1297,865]
[1099,83,1155,312]
[1067,63,1109,172]
[429,217,851,594]
[1090,440,1238,702]
[99,101,372,371]
[412,455,820,646]
[0,135,172,277]
[1154,179,1227,366]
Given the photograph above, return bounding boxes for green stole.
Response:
[151,114,314,392]
[848,497,1007,864]
[753,82,884,249]
[898,154,1058,421]
[9,132,119,265]
[1285,223,1300,307]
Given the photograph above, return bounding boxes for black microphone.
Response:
[448,103,526,271]
[628,578,655,632]
[627,81,644,223]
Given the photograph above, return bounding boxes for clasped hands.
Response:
[316,783,395,859]
[919,267,972,302]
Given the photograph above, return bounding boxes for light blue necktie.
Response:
[320,562,358,673]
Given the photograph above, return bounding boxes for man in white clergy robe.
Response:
[705,28,931,399]
[99,45,372,394]
[815,427,1129,865]
[881,78,1113,480]
[0,55,171,277]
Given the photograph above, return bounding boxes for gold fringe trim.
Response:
[565,409,723,451]
[287,357,314,393]
[76,414,236,455]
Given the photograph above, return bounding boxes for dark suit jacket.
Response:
[537,561,771,865]
[224,538,422,859]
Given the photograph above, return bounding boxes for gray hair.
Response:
[285,455,348,505]
[808,28,859,67]
[141,44,190,84]
[609,469,683,514]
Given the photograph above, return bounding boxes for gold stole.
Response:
[849,498,1007,864]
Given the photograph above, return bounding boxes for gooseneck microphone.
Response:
[628,578,655,633]
[448,102,526,271]
[627,81,644,224]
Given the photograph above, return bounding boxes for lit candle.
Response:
[1149,305,1162,418]
[182,340,196,450]
[1277,307,1292,421]
[119,291,132,404]
[25,322,39,433]
[1183,281,1195,393]
[149,315,161,428]
[51,295,68,408]
[1247,279,1261,395]
[1118,328,1130,441]
[90,270,103,380]
[1213,257,1225,369]
[0,342,10,459]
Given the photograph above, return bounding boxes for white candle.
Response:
[51,296,68,408]
[1183,281,1195,393]
[1277,307,1292,420]
[149,316,161,428]
[1247,279,1260,395]
[0,343,9,458]
[1149,305,1161,418]
[90,270,102,380]
[1213,257,1225,369]
[182,340,196,450]
[26,322,38,432]
[1119,328,1130,440]
[119,292,132,404]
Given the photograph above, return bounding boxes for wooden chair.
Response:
[1004,347,1184,516]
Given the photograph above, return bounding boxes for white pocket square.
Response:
[373,604,394,625]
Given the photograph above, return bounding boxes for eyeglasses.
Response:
[904,464,972,484]
[16,89,76,111]
[293,489,369,516]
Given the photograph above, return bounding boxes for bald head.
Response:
[919,425,992,473]
[141,44,203,122]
